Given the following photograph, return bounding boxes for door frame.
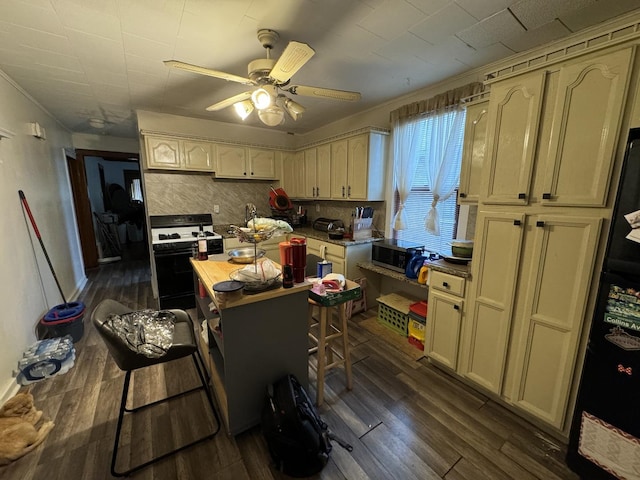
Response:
[67,149,140,269]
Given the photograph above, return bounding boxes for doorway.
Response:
[67,149,147,270]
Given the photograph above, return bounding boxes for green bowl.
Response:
[451,245,473,258]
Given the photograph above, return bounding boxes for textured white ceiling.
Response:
[0,0,638,138]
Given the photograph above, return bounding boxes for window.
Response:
[392,107,465,254]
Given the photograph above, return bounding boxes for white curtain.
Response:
[392,117,424,230]
[424,106,466,235]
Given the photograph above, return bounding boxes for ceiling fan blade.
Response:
[206,91,253,111]
[164,60,255,86]
[286,85,361,102]
[269,41,315,83]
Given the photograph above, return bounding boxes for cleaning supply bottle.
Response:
[405,249,425,279]
[197,223,208,260]
[418,265,429,285]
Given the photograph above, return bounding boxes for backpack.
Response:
[261,374,353,477]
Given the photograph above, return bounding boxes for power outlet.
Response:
[315,204,320,213]
[213,204,220,214]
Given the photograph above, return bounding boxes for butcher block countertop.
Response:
[190,258,311,309]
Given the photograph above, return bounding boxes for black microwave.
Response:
[372,239,425,273]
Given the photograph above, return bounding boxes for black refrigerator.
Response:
[567,128,640,479]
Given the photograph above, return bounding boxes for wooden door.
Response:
[183,140,214,171]
[316,144,331,199]
[216,145,247,177]
[461,211,525,394]
[249,148,276,179]
[459,99,488,204]
[302,148,317,198]
[483,72,546,205]
[426,290,463,370]
[347,134,368,199]
[507,215,601,428]
[145,136,181,169]
[330,139,348,199]
[541,48,632,207]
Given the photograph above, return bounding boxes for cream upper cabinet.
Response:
[183,140,215,171]
[330,139,348,199]
[540,48,632,207]
[145,135,214,172]
[482,71,546,205]
[280,151,303,198]
[215,145,276,179]
[503,215,601,429]
[458,99,488,204]
[426,271,466,370]
[301,145,331,199]
[460,211,525,394]
[248,148,276,179]
[330,132,386,201]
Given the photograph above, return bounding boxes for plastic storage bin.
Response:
[376,293,418,336]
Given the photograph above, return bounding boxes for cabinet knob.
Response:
[453,304,460,310]
[342,186,345,197]
[442,282,449,288]
[513,219,521,226]
[518,193,526,199]
[251,171,254,175]
[316,187,320,197]
[536,220,545,227]
[459,192,467,198]
[542,193,552,200]
[243,172,247,176]
[348,186,351,197]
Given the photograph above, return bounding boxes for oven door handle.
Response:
[153,249,193,258]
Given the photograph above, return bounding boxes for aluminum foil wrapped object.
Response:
[106,310,176,358]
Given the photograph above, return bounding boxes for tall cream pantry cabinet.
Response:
[460,46,634,431]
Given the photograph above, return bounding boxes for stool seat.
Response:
[307,299,352,406]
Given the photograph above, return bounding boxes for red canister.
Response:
[289,237,307,283]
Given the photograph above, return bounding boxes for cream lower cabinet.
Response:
[426,271,466,370]
[461,211,601,428]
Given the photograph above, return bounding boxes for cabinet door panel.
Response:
[146,136,181,169]
[426,290,463,370]
[462,211,525,393]
[459,100,488,204]
[281,152,298,197]
[331,140,348,199]
[303,149,317,198]
[217,145,247,177]
[316,144,331,199]
[347,134,368,199]
[249,149,276,179]
[483,72,545,205]
[183,141,214,171]
[542,48,632,207]
[510,215,601,428]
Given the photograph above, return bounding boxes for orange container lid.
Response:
[409,300,427,318]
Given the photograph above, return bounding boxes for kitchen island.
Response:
[190,258,311,435]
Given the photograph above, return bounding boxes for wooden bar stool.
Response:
[308,299,353,406]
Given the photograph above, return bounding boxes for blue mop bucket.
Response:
[39,301,86,343]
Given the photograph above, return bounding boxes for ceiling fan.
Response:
[164,29,361,126]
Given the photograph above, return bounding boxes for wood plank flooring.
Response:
[0,246,581,479]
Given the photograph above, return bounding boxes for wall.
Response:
[0,72,83,402]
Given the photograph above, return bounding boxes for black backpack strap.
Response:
[327,430,353,452]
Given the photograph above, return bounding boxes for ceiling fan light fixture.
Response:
[283,97,305,121]
[251,87,272,109]
[233,100,254,120]
[258,105,285,126]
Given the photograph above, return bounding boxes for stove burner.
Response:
[191,231,215,237]
[159,233,181,240]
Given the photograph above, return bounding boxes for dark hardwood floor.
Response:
[1,243,581,479]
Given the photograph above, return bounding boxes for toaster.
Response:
[312,217,344,232]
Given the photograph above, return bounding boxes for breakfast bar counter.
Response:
[190,258,311,436]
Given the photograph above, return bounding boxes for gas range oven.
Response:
[150,214,223,309]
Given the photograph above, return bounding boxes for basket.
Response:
[230,225,278,244]
[376,293,418,337]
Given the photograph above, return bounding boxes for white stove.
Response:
[150,214,222,251]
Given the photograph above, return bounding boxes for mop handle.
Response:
[18,190,68,305]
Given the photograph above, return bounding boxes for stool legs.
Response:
[308,303,352,406]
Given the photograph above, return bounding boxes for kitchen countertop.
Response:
[425,258,471,278]
[213,224,383,247]
[357,261,429,289]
